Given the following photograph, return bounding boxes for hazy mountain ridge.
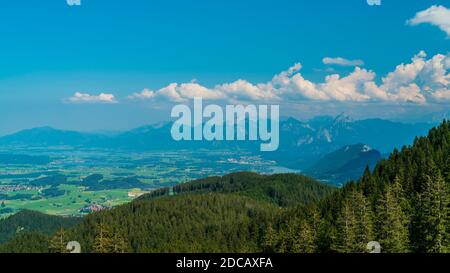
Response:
[0,116,435,184]
[304,143,382,185]
[0,127,107,147]
[267,115,433,170]
[0,115,434,154]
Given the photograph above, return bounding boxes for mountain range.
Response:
[0,115,435,184]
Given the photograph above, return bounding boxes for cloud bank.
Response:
[130,51,449,105]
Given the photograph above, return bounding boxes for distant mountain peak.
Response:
[150,121,171,129]
[24,126,59,132]
[305,143,382,184]
[361,144,373,152]
[334,113,353,123]
[343,143,373,153]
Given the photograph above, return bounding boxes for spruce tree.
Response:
[419,170,449,253]
[375,180,409,253]
[262,225,278,253]
[352,190,373,252]
[291,220,315,253]
[49,227,68,253]
[93,222,115,253]
[333,198,356,253]
[333,190,373,253]
[112,231,130,253]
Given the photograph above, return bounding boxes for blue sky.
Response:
[0,0,448,134]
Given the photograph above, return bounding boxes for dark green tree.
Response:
[93,222,115,253]
[333,198,356,253]
[419,170,449,253]
[375,178,409,253]
[291,220,315,253]
[49,227,68,253]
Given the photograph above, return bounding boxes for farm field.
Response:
[0,146,297,217]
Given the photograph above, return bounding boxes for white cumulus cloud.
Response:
[130,51,449,105]
[407,5,450,37]
[322,57,364,67]
[66,92,117,104]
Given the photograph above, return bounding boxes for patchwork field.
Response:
[0,146,298,217]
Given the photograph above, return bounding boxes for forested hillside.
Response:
[0,172,334,253]
[0,210,81,244]
[270,120,450,253]
[141,172,335,207]
[0,121,449,253]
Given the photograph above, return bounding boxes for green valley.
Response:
[1,120,449,253]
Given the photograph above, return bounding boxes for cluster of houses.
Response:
[79,203,111,214]
[0,184,42,193]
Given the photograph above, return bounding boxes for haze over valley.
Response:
[0,115,437,217]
